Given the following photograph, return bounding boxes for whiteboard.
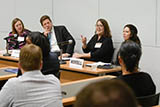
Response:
[99,0,156,46]
[53,0,99,53]
[15,0,53,32]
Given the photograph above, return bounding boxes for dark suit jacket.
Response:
[42,52,60,78]
[82,35,114,63]
[53,26,75,56]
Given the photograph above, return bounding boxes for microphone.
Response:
[58,40,73,46]
[4,34,17,40]
[58,40,73,64]
[4,36,15,40]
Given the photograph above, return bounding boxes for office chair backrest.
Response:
[111,47,120,65]
[137,93,160,107]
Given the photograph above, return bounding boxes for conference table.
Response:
[0,66,116,106]
[0,54,121,106]
[61,75,116,106]
[0,67,17,80]
[0,54,121,81]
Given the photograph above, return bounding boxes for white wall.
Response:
[0,0,160,93]
[0,0,53,49]
[53,0,99,53]
[140,46,160,93]
[99,0,156,46]
[157,0,160,46]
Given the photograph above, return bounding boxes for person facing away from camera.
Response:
[74,79,139,107]
[0,44,63,107]
[117,40,156,97]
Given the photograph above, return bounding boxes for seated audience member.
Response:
[118,40,156,97]
[40,15,75,57]
[0,44,63,107]
[73,19,114,63]
[74,79,138,107]
[8,18,31,49]
[18,32,60,79]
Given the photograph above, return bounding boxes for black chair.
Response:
[0,80,8,90]
[137,93,160,107]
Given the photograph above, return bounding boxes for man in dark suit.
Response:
[40,15,75,57]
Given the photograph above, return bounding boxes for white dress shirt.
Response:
[50,27,60,52]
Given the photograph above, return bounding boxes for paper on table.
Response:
[0,50,12,55]
[62,57,71,61]
[86,61,111,67]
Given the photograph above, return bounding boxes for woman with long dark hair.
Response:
[123,24,141,47]
[118,40,155,97]
[73,19,114,63]
[18,32,60,79]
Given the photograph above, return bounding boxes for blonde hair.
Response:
[19,44,42,71]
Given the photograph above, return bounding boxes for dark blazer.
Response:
[42,52,60,78]
[82,35,114,63]
[53,26,75,56]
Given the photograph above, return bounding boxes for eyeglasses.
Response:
[95,24,103,27]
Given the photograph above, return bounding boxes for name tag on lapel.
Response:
[95,43,102,48]
[18,37,25,42]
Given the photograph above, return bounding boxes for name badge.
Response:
[69,58,84,69]
[11,50,20,58]
[95,43,102,48]
[18,37,25,42]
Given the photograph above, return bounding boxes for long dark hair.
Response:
[27,32,50,58]
[96,19,112,38]
[119,40,142,72]
[124,24,141,47]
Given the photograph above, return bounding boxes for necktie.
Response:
[47,32,52,47]
[48,32,51,41]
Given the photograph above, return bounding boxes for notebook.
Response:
[4,68,18,73]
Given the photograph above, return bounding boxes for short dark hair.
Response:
[119,40,142,72]
[20,44,42,71]
[124,24,141,47]
[74,79,138,107]
[27,31,50,57]
[40,15,52,26]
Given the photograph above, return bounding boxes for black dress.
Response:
[118,72,156,97]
